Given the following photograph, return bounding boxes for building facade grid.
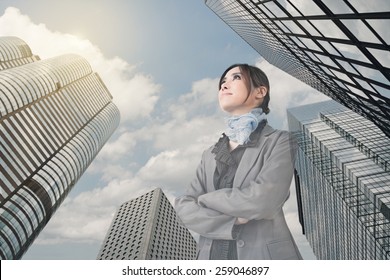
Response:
[288,100,389,259]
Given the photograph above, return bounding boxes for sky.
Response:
[0,0,333,260]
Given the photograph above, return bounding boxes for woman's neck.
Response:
[229,140,239,151]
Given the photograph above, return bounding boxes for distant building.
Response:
[97,188,197,260]
[0,36,120,259]
[205,0,390,138]
[288,100,389,259]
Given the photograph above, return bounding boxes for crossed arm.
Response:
[174,132,296,240]
[174,150,238,240]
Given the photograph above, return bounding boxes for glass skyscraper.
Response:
[288,100,389,259]
[205,0,389,138]
[97,188,197,260]
[0,36,120,259]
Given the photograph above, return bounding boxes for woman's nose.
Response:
[221,81,229,90]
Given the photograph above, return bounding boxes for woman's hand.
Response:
[235,217,249,225]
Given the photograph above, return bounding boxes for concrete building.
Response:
[97,188,197,260]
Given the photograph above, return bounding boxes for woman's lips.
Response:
[220,92,232,97]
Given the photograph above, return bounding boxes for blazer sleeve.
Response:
[174,150,237,240]
[197,131,296,221]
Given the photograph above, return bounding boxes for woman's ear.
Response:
[255,86,268,99]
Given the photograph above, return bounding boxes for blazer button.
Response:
[237,240,245,248]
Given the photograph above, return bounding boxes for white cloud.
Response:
[180,78,219,106]
[35,176,159,244]
[151,116,223,151]
[138,149,194,187]
[170,77,220,119]
[97,131,138,161]
[97,164,134,183]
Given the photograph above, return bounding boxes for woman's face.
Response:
[218,66,260,116]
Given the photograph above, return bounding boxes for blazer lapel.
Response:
[233,125,276,188]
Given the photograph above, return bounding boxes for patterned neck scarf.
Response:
[225,108,266,145]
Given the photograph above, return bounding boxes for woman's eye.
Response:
[233,74,241,80]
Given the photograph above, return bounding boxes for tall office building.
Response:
[0,36,120,259]
[288,100,389,259]
[205,0,390,137]
[97,188,197,260]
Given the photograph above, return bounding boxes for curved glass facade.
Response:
[0,37,120,259]
[0,36,40,70]
[205,0,390,138]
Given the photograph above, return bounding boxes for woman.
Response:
[175,63,302,260]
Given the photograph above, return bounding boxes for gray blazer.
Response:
[175,124,302,260]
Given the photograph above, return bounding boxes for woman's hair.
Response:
[219,63,270,114]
